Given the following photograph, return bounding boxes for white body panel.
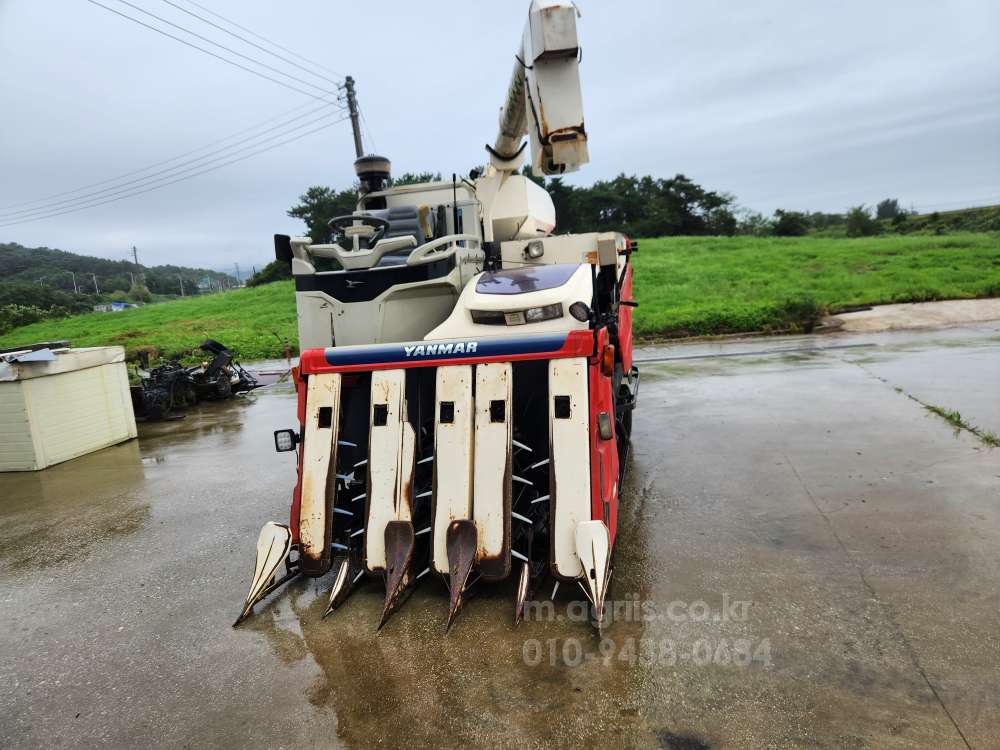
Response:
[295,272,465,350]
[499,232,627,268]
[525,1,589,174]
[472,363,513,571]
[549,357,591,578]
[432,366,475,573]
[490,175,556,239]
[426,264,592,341]
[365,369,414,571]
[298,373,341,565]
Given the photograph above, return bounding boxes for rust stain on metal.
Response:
[379,520,415,629]
[445,519,477,630]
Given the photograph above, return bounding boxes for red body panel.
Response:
[587,329,620,545]
[618,264,634,373]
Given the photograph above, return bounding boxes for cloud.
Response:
[1,0,997,268]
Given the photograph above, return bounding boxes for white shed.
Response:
[0,346,137,471]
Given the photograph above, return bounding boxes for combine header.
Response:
[235,0,639,631]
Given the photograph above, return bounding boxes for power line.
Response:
[0,115,350,227]
[175,0,343,79]
[0,100,338,213]
[84,0,344,104]
[2,109,348,221]
[1,104,343,220]
[107,0,342,95]
[359,105,378,154]
[157,0,342,88]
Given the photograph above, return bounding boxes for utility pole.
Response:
[131,245,143,285]
[64,270,78,294]
[89,273,100,294]
[343,75,364,158]
[176,274,185,297]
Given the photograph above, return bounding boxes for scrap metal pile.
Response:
[131,339,259,421]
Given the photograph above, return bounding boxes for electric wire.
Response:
[84,0,344,103]
[359,105,378,154]
[0,115,350,227]
[174,0,343,79]
[105,0,341,96]
[157,0,342,88]
[2,108,347,221]
[0,101,340,218]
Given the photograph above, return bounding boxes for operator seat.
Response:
[364,206,431,266]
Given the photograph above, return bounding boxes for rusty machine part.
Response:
[131,339,260,421]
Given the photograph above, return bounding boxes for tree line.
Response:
[278,171,925,246]
[247,171,992,286]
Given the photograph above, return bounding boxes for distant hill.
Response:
[894,204,1000,234]
[0,242,236,296]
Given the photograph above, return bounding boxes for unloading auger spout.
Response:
[235,0,639,632]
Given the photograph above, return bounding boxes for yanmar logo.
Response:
[403,341,479,358]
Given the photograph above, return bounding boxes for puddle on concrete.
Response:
[4,327,999,748]
[0,441,149,572]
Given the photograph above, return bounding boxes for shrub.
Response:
[772,210,809,236]
[129,284,153,303]
[0,304,55,335]
[246,260,292,287]
[845,205,881,237]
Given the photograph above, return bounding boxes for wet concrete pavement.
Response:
[2,323,998,749]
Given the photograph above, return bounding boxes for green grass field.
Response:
[1,232,997,359]
[0,281,298,361]
[632,232,1000,337]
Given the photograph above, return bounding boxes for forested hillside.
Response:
[0,242,237,334]
[0,242,234,295]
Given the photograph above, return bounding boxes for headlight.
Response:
[470,304,563,326]
[524,303,563,323]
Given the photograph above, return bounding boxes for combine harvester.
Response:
[235,0,639,631]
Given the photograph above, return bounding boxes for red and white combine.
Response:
[235,0,639,631]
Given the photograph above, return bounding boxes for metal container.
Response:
[0,346,137,471]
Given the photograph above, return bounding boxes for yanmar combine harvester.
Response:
[235,0,639,632]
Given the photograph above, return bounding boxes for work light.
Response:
[273,429,298,452]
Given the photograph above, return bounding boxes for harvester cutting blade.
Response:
[378,520,415,630]
[323,554,363,618]
[233,522,296,626]
[513,561,530,626]
[445,519,477,631]
[575,521,612,633]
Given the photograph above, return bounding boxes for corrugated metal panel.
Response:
[0,381,39,471]
[16,361,136,470]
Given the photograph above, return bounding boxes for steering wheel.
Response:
[328,214,390,245]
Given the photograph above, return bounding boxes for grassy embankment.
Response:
[0,281,297,361]
[0,232,997,359]
[632,232,1000,337]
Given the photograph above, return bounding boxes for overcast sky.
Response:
[1,0,997,272]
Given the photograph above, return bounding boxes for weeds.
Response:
[923,405,1000,447]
